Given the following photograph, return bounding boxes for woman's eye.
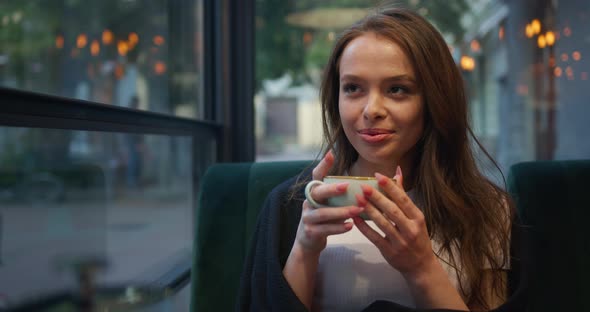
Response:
[343,84,360,94]
[388,86,407,95]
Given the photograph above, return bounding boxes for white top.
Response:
[311,191,466,312]
[311,222,465,312]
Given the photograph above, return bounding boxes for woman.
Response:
[238,7,515,312]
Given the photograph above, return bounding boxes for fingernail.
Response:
[355,194,367,207]
[326,150,334,160]
[396,166,402,177]
[374,173,388,186]
[336,182,349,192]
[349,206,363,217]
[360,184,373,196]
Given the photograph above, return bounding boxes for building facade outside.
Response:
[255,0,590,185]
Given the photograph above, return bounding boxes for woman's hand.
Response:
[285,150,364,309]
[295,150,365,255]
[353,166,437,280]
[354,167,468,310]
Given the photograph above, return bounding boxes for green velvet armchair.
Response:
[507,159,590,311]
[191,160,312,312]
[191,159,590,312]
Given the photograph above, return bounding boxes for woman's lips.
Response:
[358,129,394,143]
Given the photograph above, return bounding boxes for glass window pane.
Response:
[253,1,460,161]
[0,127,214,308]
[0,0,204,119]
[461,1,590,180]
[255,1,590,180]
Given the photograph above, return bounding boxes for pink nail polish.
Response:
[355,194,367,207]
[360,184,372,196]
[374,173,388,186]
[336,182,349,192]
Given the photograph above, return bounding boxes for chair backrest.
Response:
[507,159,590,311]
[190,160,312,312]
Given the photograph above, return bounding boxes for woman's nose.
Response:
[363,92,386,120]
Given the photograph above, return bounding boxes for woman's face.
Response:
[338,32,424,168]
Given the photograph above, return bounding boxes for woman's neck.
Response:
[349,160,397,178]
[349,158,415,190]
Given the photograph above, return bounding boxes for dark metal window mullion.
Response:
[0,86,222,137]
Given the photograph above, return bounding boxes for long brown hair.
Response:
[319,7,513,309]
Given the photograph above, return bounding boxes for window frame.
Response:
[0,0,255,307]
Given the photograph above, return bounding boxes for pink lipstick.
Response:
[358,128,394,143]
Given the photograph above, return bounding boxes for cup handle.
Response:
[304,180,324,209]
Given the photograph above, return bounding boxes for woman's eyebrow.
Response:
[384,75,417,84]
[340,74,416,84]
[339,74,362,82]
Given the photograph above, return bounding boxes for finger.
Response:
[304,222,353,239]
[310,181,348,203]
[303,205,364,224]
[352,216,391,251]
[374,172,422,220]
[302,199,314,212]
[360,183,412,233]
[355,193,403,243]
[312,150,334,180]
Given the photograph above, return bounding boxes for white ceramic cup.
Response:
[305,175,393,208]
